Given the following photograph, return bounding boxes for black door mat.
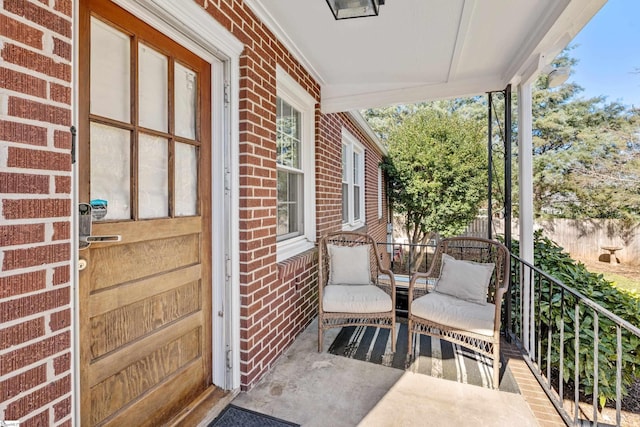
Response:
[208,404,300,427]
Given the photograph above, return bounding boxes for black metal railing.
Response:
[509,254,640,427]
[376,240,438,277]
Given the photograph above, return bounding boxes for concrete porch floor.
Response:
[207,319,542,427]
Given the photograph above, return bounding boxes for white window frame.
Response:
[342,129,365,231]
[276,66,316,262]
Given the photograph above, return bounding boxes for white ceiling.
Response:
[246,0,606,113]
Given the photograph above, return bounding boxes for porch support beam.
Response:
[503,85,512,252]
[487,92,493,239]
[503,85,513,339]
[517,81,535,354]
[517,83,534,268]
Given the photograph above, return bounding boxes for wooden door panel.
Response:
[101,361,205,427]
[89,233,200,291]
[88,312,204,385]
[90,280,202,358]
[91,217,202,244]
[88,264,202,316]
[79,1,213,425]
[90,327,202,425]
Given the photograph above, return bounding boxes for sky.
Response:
[567,0,640,108]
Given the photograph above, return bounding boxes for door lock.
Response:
[79,203,121,250]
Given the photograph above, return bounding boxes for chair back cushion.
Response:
[327,243,371,285]
[435,253,494,305]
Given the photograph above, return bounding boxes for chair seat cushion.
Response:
[323,284,392,313]
[411,292,496,336]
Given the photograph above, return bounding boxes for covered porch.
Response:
[193,318,559,427]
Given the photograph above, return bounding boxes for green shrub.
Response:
[510,231,640,408]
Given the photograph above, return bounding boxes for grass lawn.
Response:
[600,272,640,295]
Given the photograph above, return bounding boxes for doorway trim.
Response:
[72,0,242,421]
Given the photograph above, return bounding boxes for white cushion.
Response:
[411,292,496,336]
[322,284,392,313]
[327,244,371,285]
[435,253,494,305]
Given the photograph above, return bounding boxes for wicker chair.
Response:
[407,237,509,388]
[318,231,396,352]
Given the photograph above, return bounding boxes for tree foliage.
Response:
[367,48,640,222]
[381,109,487,251]
[529,51,640,221]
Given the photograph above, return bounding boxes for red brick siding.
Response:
[202,0,320,390]
[202,1,390,390]
[0,0,73,424]
[1,1,390,423]
[317,112,389,251]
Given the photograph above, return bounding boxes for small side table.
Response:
[601,246,622,265]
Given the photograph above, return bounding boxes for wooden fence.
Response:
[464,217,640,266]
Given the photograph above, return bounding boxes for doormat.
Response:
[328,323,520,394]
[208,404,300,427]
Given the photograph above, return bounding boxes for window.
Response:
[276,66,316,261]
[342,129,365,230]
[276,97,302,240]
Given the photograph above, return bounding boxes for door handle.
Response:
[85,235,121,243]
[79,203,121,249]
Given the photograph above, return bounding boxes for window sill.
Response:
[277,236,315,263]
[342,221,366,232]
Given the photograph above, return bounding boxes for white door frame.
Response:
[71,0,242,421]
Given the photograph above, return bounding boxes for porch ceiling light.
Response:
[326,0,385,20]
[546,66,570,88]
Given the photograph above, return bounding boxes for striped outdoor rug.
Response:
[328,322,519,393]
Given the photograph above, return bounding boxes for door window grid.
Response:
[88,16,200,221]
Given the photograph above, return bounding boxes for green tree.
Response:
[381,109,487,267]
[367,49,640,227]
[529,51,640,221]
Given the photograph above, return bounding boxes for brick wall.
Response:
[200,0,321,389]
[0,0,388,422]
[201,1,389,389]
[0,0,73,425]
[317,112,388,248]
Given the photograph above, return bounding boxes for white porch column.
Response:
[517,82,535,354]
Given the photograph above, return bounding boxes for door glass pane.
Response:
[138,134,168,219]
[175,63,197,139]
[90,122,130,220]
[175,142,198,216]
[90,17,130,122]
[138,43,168,132]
